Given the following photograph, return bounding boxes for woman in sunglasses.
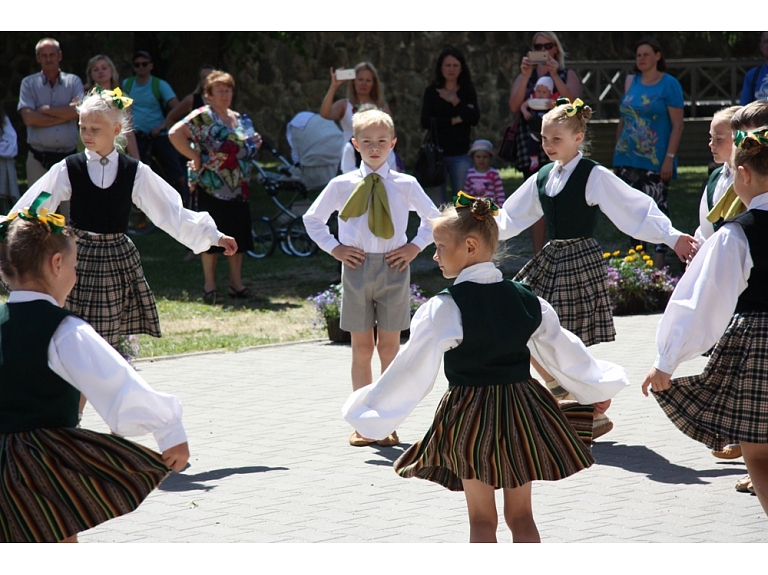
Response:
[508,32,581,254]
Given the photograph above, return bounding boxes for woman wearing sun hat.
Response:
[463,139,505,205]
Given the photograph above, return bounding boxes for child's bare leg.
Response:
[60,534,78,543]
[530,356,554,383]
[226,252,245,290]
[375,328,401,374]
[350,329,375,391]
[740,442,768,516]
[530,217,546,254]
[462,478,498,543]
[201,252,219,292]
[503,482,540,542]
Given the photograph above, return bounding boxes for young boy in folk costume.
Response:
[304,110,439,447]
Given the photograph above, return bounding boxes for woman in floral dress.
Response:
[170,70,261,303]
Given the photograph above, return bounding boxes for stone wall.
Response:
[2,32,763,179]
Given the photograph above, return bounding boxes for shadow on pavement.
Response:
[364,443,412,466]
[593,442,747,484]
[159,465,289,492]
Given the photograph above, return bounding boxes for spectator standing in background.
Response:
[17,38,83,198]
[740,32,768,105]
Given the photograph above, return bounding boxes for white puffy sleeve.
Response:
[49,316,187,452]
[528,298,629,404]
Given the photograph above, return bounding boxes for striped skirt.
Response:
[67,230,161,349]
[514,238,615,347]
[0,428,170,543]
[394,380,595,492]
[654,311,768,451]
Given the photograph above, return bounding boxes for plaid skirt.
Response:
[67,230,161,348]
[0,428,170,542]
[514,238,615,347]
[654,312,768,451]
[394,380,594,492]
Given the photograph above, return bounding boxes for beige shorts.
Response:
[340,253,411,333]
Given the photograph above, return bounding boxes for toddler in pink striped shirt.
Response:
[463,139,506,205]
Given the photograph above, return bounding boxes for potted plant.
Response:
[603,246,679,316]
[308,284,428,343]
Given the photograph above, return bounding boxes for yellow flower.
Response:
[628,248,636,255]
[603,252,611,259]
[624,256,633,262]
[646,260,654,267]
[642,255,651,260]
[636,245,644,251]
[612,250,620,257]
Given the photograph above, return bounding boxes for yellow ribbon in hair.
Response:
[556,97,585,118]
[90,86,133,110]
[0,192,66,242]
[338,173,394,239]
[706,183,746,224]
[453,191,500,216]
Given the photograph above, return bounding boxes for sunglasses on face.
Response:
[133,61,151,68]
[533,42,555,51]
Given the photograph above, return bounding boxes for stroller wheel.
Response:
[247,217,277,259]
[285,217,318,257]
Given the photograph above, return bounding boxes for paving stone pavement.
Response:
[80,313,765,543]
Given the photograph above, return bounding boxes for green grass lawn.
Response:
[0,165,709,358]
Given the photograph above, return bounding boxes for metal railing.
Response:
[569,59,764,118]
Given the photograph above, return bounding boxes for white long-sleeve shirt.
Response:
[342,262,629,440]
[8,148,223,254]
[0,116,18,158]
[693,165,734,244]
[497,152,683,247]
[303,162,439,255]
[7,291,187,452]
[654,192,767,374]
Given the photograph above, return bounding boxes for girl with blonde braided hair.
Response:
[496,98,697,439]
[8,87,237,358]
[643,127,768,516]
[343,191,628,542]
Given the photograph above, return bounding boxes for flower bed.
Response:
[604,246,679,316]
[308,284,428,342]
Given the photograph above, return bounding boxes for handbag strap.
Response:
[424,117,440,146]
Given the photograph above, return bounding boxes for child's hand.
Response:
[521,105,532,121]
[593,399,611,414]
[641,367,672,397]
[385,243,420,272]
[218,235,238,255]
[162,442,190,472]
[332,245,365,269]
[672,234,698,263]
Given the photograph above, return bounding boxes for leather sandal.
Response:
[376,431,400,447]
[712,444,742,459]
[203,289,223,304]
[228,286,254,299]
[349,431,374,447]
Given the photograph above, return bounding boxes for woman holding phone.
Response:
[320,62,393,165]
[508,32,581,253]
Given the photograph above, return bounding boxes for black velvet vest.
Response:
[67,152,138,234]
[442,281,541,388]
[706,166,726,232]
[729,209,768,313]
[536,159,600,240]
[0,301,79,433]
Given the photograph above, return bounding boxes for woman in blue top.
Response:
[613,37,684,269]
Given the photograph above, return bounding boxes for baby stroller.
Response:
[247,112,343,259]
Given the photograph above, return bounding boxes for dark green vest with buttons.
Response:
[0,300,79,433]
[442,280,542,388]
[705,166,726,232]
[729,209,768,313]
[536,159,599,239]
